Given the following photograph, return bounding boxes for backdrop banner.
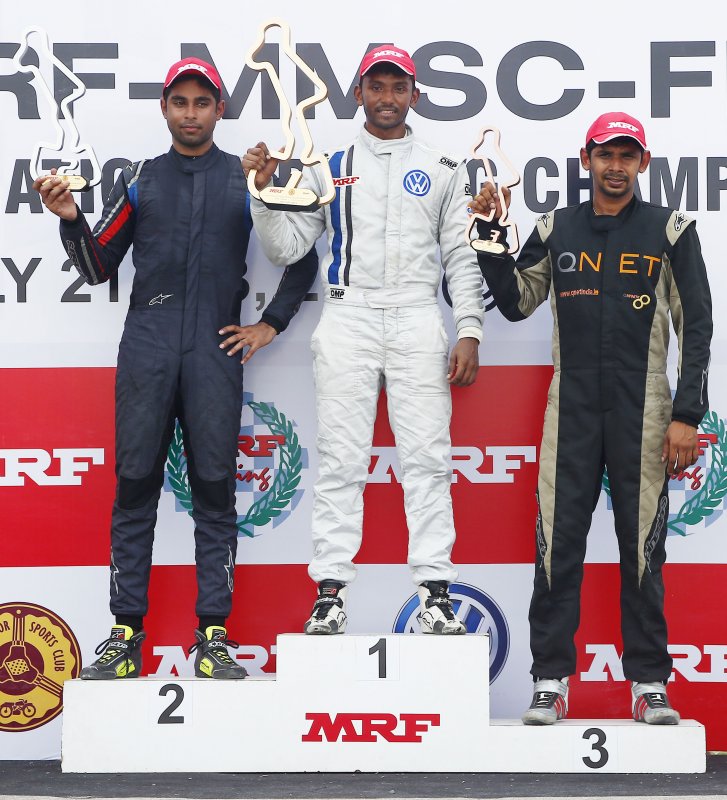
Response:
[1,0,726,759]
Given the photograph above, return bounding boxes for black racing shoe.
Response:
[632,681,680,724]
[304,580,347,634]
[189,626,247,679]
[418,581,466,634]
[522,677,569,725]
[80,625,145,680]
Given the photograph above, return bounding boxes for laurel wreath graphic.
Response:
[601,410,727,535]
[165,401,302,538]
[667,410,727,533]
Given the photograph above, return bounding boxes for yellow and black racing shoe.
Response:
[80,625,145,680]
[189,626,247,679]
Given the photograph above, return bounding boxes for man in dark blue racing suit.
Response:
[34,58,318,680]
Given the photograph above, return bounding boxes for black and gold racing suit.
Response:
[477,197,712,681]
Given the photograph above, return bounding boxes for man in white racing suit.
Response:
[243,45,484,634]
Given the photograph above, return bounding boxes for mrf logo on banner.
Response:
[0,449,104,487]
[602,408,727,536]
[164,391,307,538]
[0,603,81,733]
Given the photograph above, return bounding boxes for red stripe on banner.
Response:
[0,368,116,566]
[570,563,727,750]
[360,366,552,565]
[143,564,314,676]
[97,202,132,246]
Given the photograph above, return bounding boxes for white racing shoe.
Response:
[632,681,680,725]
[418,581,466,634]
[522,677,569,725]
[304,580,347,634]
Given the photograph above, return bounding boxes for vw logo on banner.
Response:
[392,582,510,682]
[403,169,431,196]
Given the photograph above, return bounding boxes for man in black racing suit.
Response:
[471,112,712,725]
[34,58,318,680]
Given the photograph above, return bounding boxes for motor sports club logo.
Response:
[602,408,727,535]
[393,583,510,681]
[0,603,81,732]
[165,392,306,537]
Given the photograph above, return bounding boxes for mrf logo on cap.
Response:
[585,111,648,150]
[163,57,222,93]
[359,44,416,79]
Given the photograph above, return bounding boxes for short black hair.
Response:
[163,75,221,105]
[359,63,416,89]
[585,135,644,157]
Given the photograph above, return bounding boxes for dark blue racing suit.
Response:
[60,144,318,619]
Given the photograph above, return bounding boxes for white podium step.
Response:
[61,634,705,773]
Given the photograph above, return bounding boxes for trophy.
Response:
[14,27,101,192]
[466,126,521,255]
[244,18,335,211]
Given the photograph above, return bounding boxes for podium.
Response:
[62,634,705,773]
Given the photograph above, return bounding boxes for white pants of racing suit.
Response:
[308,298,458,586]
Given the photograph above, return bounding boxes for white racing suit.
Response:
[251,126,484,585]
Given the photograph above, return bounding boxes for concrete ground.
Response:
[1,756,727,799]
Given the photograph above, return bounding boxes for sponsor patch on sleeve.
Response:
[439,156,459,171]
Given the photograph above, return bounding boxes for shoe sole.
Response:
[522,711,558,725]
[637,711,681,725]
[194,671,248,680]
[304,625,345,635]
[421,629,467,635]
[79,671,139,680]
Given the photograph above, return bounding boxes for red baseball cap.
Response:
[585,111,648,150]
[163,57,222,93]
[360,45,416,79]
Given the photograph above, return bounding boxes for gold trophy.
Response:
[466,126,521,255]
[14,27,101,192]
[244,18,335,211]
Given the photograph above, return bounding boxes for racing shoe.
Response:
[522,677,569,725]
[189,626,247,679]
[304,580,347,634]
[418,581,466,634]
[632,681,680,725]
[80,625,145,680]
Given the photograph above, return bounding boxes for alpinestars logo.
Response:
[165,391,306,539]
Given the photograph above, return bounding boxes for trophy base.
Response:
[470,238,507,255]
[259,185,319,212]
[42,174,90,192]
